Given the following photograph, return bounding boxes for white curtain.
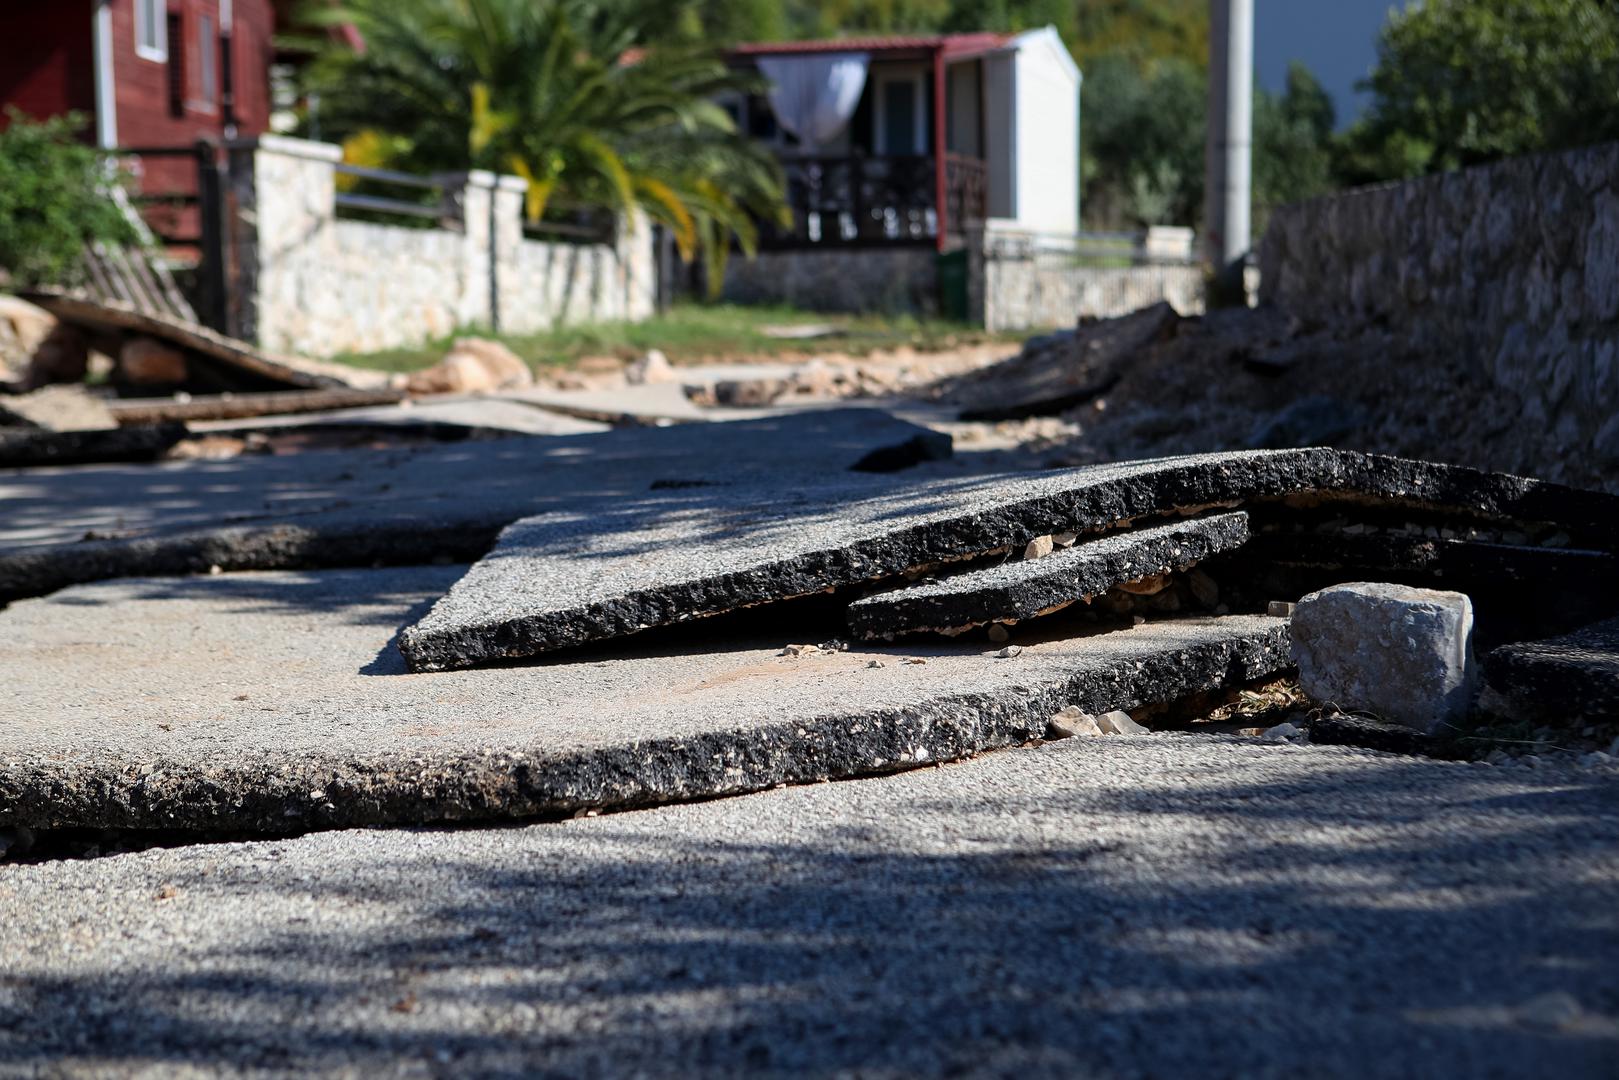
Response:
[757,53,870,150]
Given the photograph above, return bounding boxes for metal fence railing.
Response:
[983,226,1199,268]
[332,162,450,223]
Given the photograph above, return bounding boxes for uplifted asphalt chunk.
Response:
[0,408,939,602]
[946,301,1178,421]
[1484,616,1619,722]
[846,512,1251,640]
[399,449,1619,672]
[0,565,1291,833]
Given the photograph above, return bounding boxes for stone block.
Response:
[1290,582,1478,732]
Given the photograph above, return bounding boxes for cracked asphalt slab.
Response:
[2,736,1615,1078]
[397,448,1619,671]
[0,565,1289,833]
[0,407,943,602]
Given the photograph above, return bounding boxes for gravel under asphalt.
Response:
[2,735,1615,1077]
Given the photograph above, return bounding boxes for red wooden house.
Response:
[1,0,289,151]
[2,1,355,321]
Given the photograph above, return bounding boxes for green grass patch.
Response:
[334,302,1019,375]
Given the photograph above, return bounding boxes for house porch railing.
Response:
[762,152,988,249]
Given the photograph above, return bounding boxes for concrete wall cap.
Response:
[249,134,344,163]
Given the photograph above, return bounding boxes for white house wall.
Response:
[983,52,1017,221]
[1011,27,1079,235]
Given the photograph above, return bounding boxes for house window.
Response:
[166,13,185,117]
[135,0,167,62]
[197,15,216,106]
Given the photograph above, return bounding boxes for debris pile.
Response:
[942,303,1616,493]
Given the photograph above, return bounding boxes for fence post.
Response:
[193,137,229,333]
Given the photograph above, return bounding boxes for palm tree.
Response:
[296,0,787,291]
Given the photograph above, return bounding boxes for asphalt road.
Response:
[3,734,1616,1078]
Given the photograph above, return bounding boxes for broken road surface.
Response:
[2,736,1614,1077]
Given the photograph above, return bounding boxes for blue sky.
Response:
[1254,0,1413,128]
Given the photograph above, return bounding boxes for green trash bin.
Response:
[936,248,969,323]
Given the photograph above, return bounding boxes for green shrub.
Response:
[0,108,141,288]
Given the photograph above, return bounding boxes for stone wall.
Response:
[720,229,1204,331]
[971,225,1206,332]
[721,247,939,314]
[1260,141,1619,460]
[231,135,654,358]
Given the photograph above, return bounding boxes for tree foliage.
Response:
[1342,0,1619,182]
[297,0,788,291]
[0,109,140,289]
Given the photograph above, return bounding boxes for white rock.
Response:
[992,645,1022,659]
[1097,710,1148,735]
[1024,535,1055,560]
[1290,582,1477,733]
[1260,721,1301,743]
[779,643,821,657]
[625,348,675,385]
[1047,706,1101,739]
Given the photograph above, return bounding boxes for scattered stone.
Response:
[1024,534,1055,560]
[987,624,1011,643]
[1053,531,1079,547]
[1046,706,1101,739]
[1130,614,1147,626]
[404,338,532,395]
[779,644,821,657]
[1259,721,1301,743]
[992,645,1022,658]
[0,384,115,431]
[118,336,189,386]
[845,512,1251,644]
[1266,601,1296,618]
[865,659,885,669]
[817,639,850,653]
[1097,710,1149,735]
[713,378,789,407]
[1291,583,1478,733]
[624,349,675,385]
[1116,572,1171,596]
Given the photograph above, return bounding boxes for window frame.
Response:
[873,68,927,157]
[135,0,168,63]
[197,13,217,107]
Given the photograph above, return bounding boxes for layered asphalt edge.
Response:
[845,511,1253,639]
[398,448,1619,672]
[0,616,1290,834]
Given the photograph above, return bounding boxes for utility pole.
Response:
[1205,0,1253,304]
